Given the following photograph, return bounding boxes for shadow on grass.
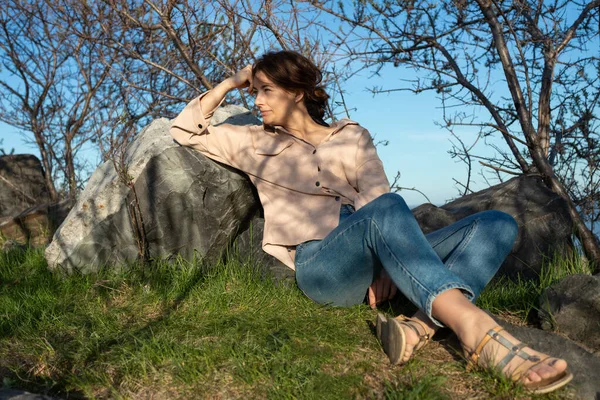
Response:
[0,246,249,398]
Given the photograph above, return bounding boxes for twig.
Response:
[0,173,38,204]
[479,161,521,175]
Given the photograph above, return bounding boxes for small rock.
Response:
[1,240,27,252]
[0,200,72,247]
[539,274,600,355]
[0,154,50,219]
[0,388,55,400]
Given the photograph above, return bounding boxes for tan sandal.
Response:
[376,314,431,365]
[467,326,574,394]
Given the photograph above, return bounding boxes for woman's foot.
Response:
[377,313,437,364]
[431,288,572,394]
[461,320,572,393]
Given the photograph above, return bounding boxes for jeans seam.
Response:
[369,218,433,299]
[428,222,472,248]
[297,215,434,300]
[445,218,479,272]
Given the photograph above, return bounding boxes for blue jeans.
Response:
[294,193,518,326]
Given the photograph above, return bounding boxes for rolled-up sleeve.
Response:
[354,129,391,210]
[170,92,250,168]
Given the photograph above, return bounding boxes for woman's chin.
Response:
[262,115,276,125]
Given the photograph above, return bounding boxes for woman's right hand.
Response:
[198,65,253,119]
[227,65,253,91]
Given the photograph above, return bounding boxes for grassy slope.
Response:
[0,248,590,399]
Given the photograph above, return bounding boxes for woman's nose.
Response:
[255,91,264,106]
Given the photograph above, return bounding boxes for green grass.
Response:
[0,247,432,399]
[382,363,450,400]
[0,247,584,399]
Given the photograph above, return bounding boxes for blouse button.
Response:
[312,149,317,154]
[197,123,203,129]
[315,181,320,187]
[335,196,340,201]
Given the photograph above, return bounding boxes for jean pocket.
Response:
[339,204,355,225]
[295,240,320,266]
[295,242,306,262]
[295,241,312,265]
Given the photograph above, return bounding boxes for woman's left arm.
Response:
[354,129,391,210]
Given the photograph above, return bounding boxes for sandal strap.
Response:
[470,326,504,365]
[396,315,431,348]
[496,342,530,370]
[470,325,546,382]
[467,326,571,391]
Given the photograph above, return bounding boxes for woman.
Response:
[170,50,572,394]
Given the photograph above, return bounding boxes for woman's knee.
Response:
[369,192,410,210]
[477,210,519,246]
[360,193,425,238]
[363,193,413,222]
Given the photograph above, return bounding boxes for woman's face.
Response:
[252,70,300,126]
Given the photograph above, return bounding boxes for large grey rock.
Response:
[412,175,573,279]
[539,274,600,355]
[492,314,600,400]
[45,106,261,272]
[411,203,456,234]
[0,154,50,218]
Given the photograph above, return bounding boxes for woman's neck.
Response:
[281,110,327,140]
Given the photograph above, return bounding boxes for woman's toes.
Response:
[522,357,568,384]
[522,370,542,383]
[401,344,415,362]
[400,325,419,361]
[538,358,567,379]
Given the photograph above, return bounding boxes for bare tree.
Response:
[313,0,600,269]
[77,0,351,123]
[0,0,70,201]
[45,0,118,200]
[0,0,356,204]
[0,0,117,201]
[72,0,252,113]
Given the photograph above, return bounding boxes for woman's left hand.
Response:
[368,269,398,309]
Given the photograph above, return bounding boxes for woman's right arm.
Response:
[198,65,253,115]
[170,66,254,167]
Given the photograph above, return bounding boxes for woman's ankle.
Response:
[430,289,496,351]
[405,311,438,337]
[455,312,498,354]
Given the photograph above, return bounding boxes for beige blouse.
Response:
[170,93,391,270]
